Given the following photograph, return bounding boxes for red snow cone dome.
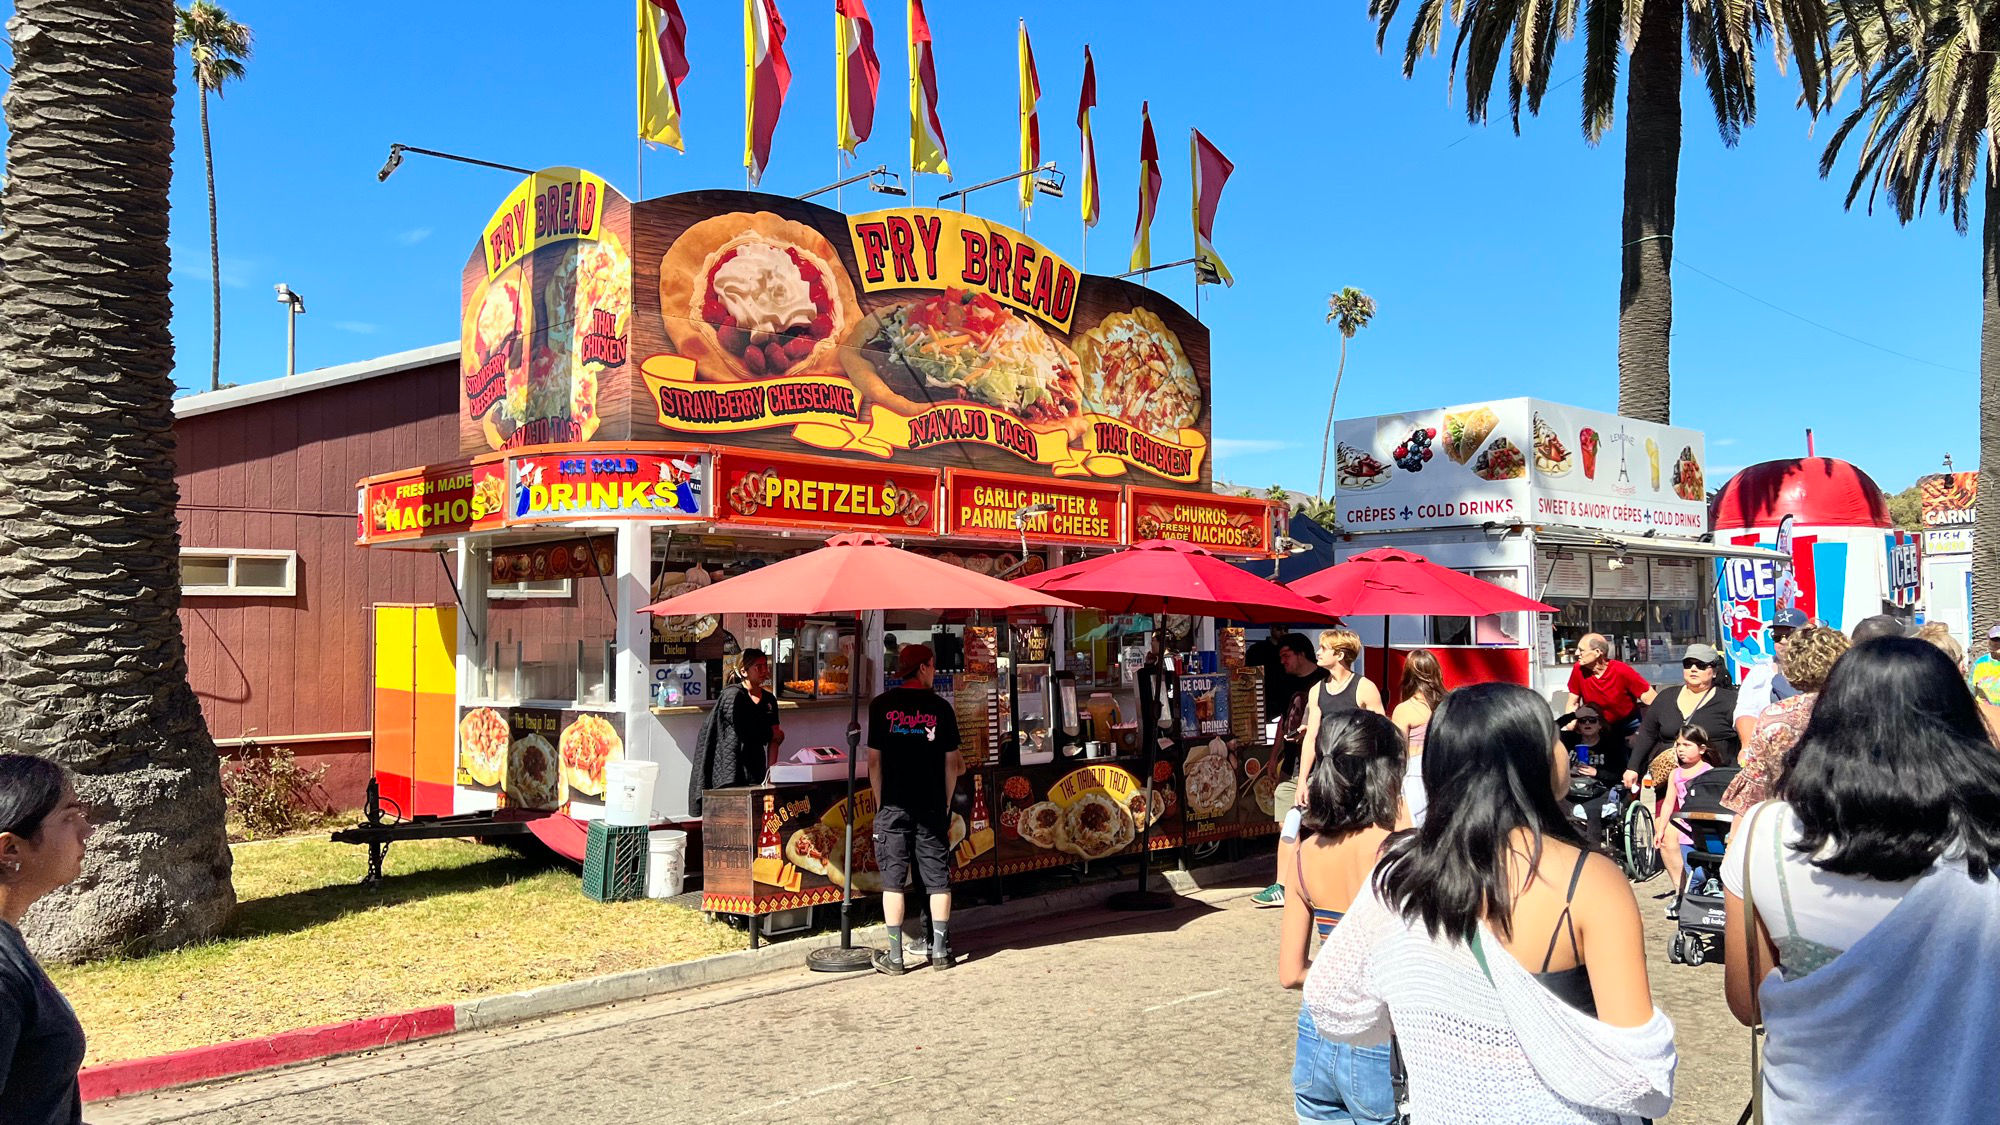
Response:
[1711,458,1891,530]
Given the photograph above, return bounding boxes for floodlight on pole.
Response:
[273,284,305,379]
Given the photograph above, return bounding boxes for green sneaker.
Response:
[1251,883,1285,908]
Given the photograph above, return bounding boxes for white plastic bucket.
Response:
[603,760,659,827]
[647,829,688,898]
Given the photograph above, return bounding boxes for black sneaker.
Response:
[872,950,906,976]
[931,946,953,971]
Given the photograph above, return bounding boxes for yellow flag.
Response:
[638,0,689,151]
[1130,102,1159,273]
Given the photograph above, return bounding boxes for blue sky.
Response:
[125,1,1975,493]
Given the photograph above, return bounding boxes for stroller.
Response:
[1664,766,1739,967]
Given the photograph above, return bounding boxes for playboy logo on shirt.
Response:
[885,709,939,741]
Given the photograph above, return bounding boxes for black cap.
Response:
[1849,614,1915,644]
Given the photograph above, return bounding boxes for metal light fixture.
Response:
[937,162,1061,210]
[377,143,535,183]
[273,283,306,378]
[797,165,906,201]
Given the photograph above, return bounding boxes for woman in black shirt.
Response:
[0,754,93,1125]
[688,651,786,815]
[1623,644,1740,781]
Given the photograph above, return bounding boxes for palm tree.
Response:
[0,0,236,960]
[175,1,252,393]
[1816,2,2000,642]
[1317,287,1378,501]
[1368,0,1835,423]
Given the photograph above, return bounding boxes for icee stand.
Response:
[347,168,1286,933]
[1331,397,1788,702]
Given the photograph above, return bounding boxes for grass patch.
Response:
[50,837,741,1067]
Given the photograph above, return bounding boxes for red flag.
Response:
[835,0,879,152]
[745,0,792,185]
[908,0,950,176]
[1191,129,1234,286]
[638,0,691,150]
[1130,101,1160,272]
[1078,46,1099,228]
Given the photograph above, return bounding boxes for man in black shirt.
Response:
[868,644,963,974]
[1251,634,1329,908]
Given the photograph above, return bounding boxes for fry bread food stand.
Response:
[1330,397,1787,703]
[352,169,1281,933]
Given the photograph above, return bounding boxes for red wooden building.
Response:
[174,343,458,804]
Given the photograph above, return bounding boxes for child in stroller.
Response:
[1661,757,1739,966]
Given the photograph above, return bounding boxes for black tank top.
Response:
[1317,672,1362,716]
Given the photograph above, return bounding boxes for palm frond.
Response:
[1581,0,1622,138]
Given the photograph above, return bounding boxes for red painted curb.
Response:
[78,1004,458,1102]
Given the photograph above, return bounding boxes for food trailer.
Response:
[354,168,1280,927]
[1330,397,1786,702]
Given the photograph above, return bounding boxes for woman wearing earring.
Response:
[0,753,94,1124]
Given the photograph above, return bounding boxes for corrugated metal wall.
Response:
[175,360,459,746]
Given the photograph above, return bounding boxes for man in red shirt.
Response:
[1565,632,1656,741]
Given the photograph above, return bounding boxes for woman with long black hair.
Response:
[1305,682,1674,1124]
[1277,710,1405,1124]
[1723,637,2000,1123]
[0,754,93,1125]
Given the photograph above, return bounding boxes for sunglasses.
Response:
[1682,658,1714,670]
[1576,717,1602,725]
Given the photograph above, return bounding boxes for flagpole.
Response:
[635,15,645,202]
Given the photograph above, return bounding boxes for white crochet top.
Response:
[1305,886,1677,1124]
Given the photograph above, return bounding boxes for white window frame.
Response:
[181,548,297,597]
[487,578,573,600]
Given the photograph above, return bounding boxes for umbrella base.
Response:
[806,944,877,973]
[1106,889,1177,912]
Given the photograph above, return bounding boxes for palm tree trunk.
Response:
[0,0,236,962]
[1317,335,1351,501]
[202,86,221,392]
[1975,172,2000,645]
[1615,0,1682,425]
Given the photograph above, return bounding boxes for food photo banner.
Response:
[460,168,633,453]
[459,178,1213,489]
[1332,397,1707,537]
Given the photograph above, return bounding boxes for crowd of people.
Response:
[1269,610,2000,1124]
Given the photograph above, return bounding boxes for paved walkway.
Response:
[95,877,1744,1124]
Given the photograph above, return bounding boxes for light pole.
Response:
[376,143,534,182]
[273,284,305,378]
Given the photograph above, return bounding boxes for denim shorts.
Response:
[1293,1004,1395,1124]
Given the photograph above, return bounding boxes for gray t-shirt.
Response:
[0,918,84,1125]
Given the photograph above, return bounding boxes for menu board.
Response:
[1651,558,1700,600]
[1591,554,1649,599]
[1538,550,1590,598]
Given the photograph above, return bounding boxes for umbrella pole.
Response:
[808,610,875,973]
[1110,637,1174,911]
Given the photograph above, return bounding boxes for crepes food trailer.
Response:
[1329,397,1787,704]
[349,168,1284,929]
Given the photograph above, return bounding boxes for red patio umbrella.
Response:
[1014,538,1338,624]
[642,532,1078,974]
[1014,539,1335,910]
[1288,546,1556,616]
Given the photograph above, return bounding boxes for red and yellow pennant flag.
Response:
[1078,46,1099,230]
[638,0,690,151]
[908,0,950,178]
[1191,129,1234,287]
[1018,20,1041,212]
[1130,101,1160,273]
[835,0,880,154]
[744,0,791,185]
